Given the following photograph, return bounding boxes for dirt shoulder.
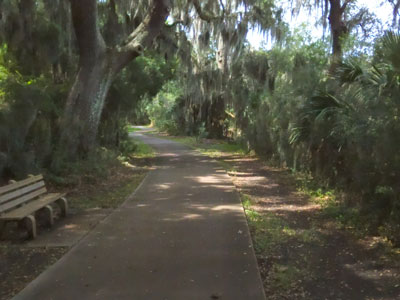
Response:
[224,154,400,299]
[165,135,400,300]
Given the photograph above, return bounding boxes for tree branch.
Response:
[192,0,223,22]
[114,0,171,73]
[219,0,226,16]
[392,0,400,26]
[340,0,352,14]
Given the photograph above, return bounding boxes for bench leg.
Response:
[23,215,37,239]
[18,220,26,229]
[0,220,6,237]
[42,205,54,227]
[57,197,68,217]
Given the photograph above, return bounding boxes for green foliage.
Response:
[0,62,70,180]
[98,53,177,147]
[128,139,155,159]
[0,0,398,243]
[151,25,400,243]
[147,80,185,135]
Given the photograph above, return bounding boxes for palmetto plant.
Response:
[288,31,400,240]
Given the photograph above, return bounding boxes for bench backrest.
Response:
[0,175,47,214]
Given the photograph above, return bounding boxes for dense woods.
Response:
[0,0,400,244]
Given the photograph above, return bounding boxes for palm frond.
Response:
[337,59,364,85]
[381,31,400,73]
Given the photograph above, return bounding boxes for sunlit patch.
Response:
[163,213,202,221]
[182,213,202,219]
[64,224,77,229]
[261,203,320,212]
[161,152,179,157]
[186,175,226,184]
[343,263,398,282]
[120,161,135,168]
[153,183,172,190]
[136,204,149,207]
[211,205,242,212]
[201,184,232,190]
[191,205,209,210]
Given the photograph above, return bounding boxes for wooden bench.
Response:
[0,175,67,239]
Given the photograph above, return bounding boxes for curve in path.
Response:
[15,131,266,300]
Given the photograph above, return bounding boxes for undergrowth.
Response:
[47,138,154,210]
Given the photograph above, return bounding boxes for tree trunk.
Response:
[328,0,349,72]
[58,52,117,157]
[56,0,170,160]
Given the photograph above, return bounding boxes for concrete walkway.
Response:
[15,130,266,300]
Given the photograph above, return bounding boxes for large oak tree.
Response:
[58,0,277,158]
[59,0,170,157]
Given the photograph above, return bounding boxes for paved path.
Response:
[15,131,266,300]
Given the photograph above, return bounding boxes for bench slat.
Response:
[0,187,47,213]
[0,193,65,221]
[0,181,46,204]
[0,175,43,195]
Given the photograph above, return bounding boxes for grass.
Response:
[293,171,382,237]
[129,138,155,158]
[241,192,313,293]
[54,138,155,211]
[127,124,151,133]
[270,264,304,291]
[127,126,141,133]
[161,135,248,157]
[241,193,319,252]
[68,172,146,210]
[155,135,247,173]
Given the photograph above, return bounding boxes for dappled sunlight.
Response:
[185,174,227,184]
[160,152,179,157]
[152,183,173,190]
[157,201,245,222]
[153,197,171,201]
[260,203,320,212]
[211,205,243,212]
[63,224,78,229]
[162,213,203,222]
[344,263,399,282]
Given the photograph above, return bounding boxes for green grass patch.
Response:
[127,127,139,133]
[126,125,149,133]
[269,264,305,291]
[240,194,289,252]
[129,138,155,159]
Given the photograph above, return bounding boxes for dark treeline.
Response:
[0,0,400,243]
